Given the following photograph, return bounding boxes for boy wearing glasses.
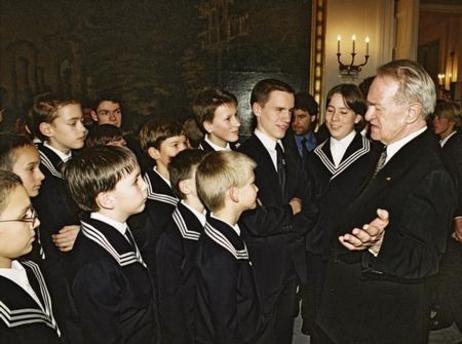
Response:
[0,170,61,343]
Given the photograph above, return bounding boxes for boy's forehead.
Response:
[56,103,83,120]
[163,135,186,144]
[97,100,120,110]
[1,185,30,215]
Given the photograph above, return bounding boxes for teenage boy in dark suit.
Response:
[238,79,318,344]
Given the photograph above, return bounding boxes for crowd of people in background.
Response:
[0,59,461,344]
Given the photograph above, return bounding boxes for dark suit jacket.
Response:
[70,217,157,344]
[0,261,62,344]
[317,129,455,344]
[238,134,317,313]
[195,216,265,344]
[156,202,204,344]
[441,131,462,217]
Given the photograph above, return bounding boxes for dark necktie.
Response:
[372,146,387,178]
[300,137,309,162]
[275,142,287,198]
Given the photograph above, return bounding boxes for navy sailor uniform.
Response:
[0,260,61,344]
[70,217,157,344]
[32,143,82,343]
[129,168,178,273]
[195,216,265,344]
[156,202,204,344]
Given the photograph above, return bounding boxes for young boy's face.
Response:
[205,103,240,144]
[11,146,44,197]
[110,166,148,219]
[0,185,39,262]
[236,170,258,211]
[154,135,188,169]
[48,104,87,152]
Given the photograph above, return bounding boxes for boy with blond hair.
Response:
[64,146,157,344]
[195,151,266,344]
[0,170,61,343]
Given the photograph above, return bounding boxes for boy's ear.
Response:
[229,186,239,203]
[95,191,115,210]
[178,178,192,196]
[39,122,54,139]
[90,110,99,123]
[147,147,161,160]
[251,102,262,118]
[203,120,214,134]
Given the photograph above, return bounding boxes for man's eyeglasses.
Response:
[0,208,38,225]
[97,109,122,117]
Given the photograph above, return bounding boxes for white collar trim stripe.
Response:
[81,221,147,268]
[204,223,249,260]
[39,150,63,179]
[314,135,370,180]
[144,174,178,205]
[172,207,201,241]
[0,261,61,337]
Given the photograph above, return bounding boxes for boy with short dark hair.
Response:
[0,170,61,343]
[155,149,208,343]
[85,124,126,148]
[63,145,157,344]
[195,151,266,344]
[132,118,188,269]
[193,88,240,152]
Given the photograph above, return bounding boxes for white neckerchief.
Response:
[90,212,129,242]
[180,200,207,227]
[440,130,457,147]
[153,166,172,187]
[254,129,284,171]
[0,260,43,311]
[386,127,427,164]
[329,130,356,167]
[43,142,72,162]
[210,213,241,236]
[205,134,231,151]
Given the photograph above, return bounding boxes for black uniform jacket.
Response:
[238,134,318,312]
[305,133,380,255]
[0,260,61,344]
[129,168,178,271]
[156,202,204,344]
[70,217,157,344]
[33,143,80,263]
[195,216,265,344]
[317,129,456,344]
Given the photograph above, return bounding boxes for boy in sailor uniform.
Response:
[29,95,87,343]
[63,146,157,344]
[0,171,61,343]
[193,88,241,152]
[155,149,208,343]
[130,118,187,271]
[194,151,266,344]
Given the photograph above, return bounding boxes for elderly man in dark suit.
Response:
[317,60,456,344]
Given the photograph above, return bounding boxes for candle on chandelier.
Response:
[352,35,356,54]
[337,35,341,54]
[365,36,370,56]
